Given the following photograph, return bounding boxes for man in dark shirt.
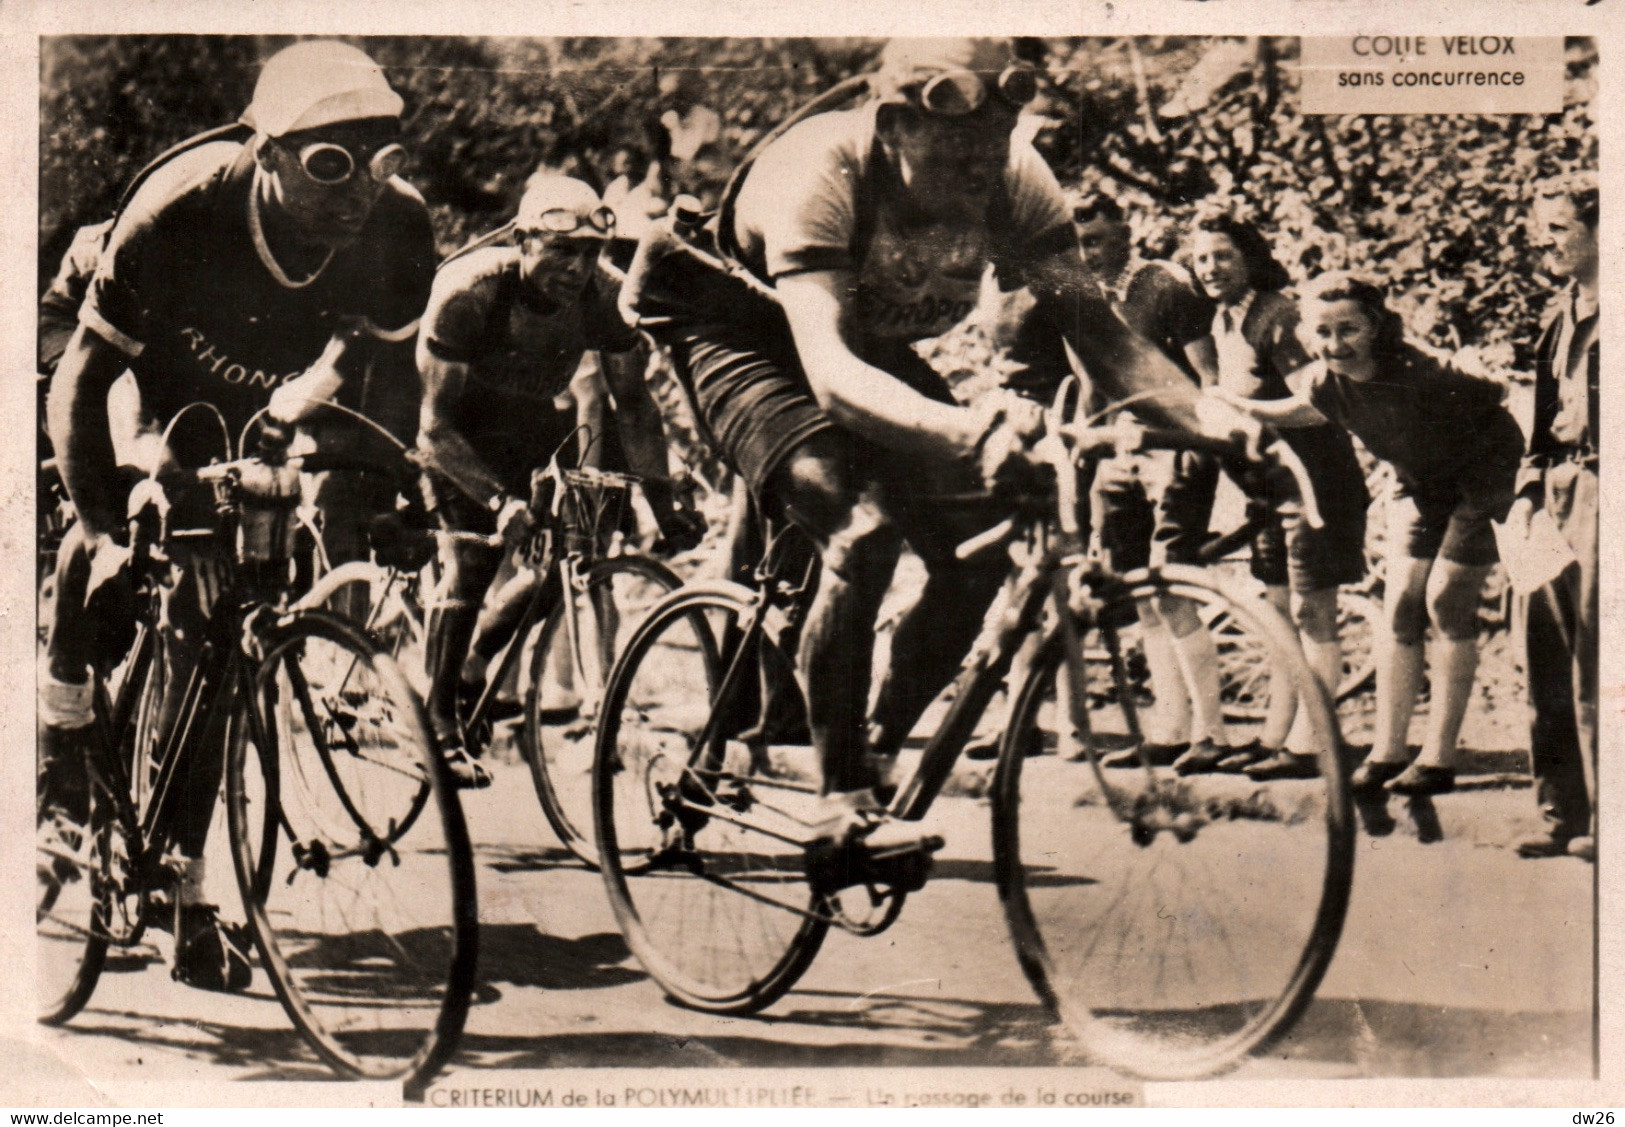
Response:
[42,41,437,990]
[1513,174,1599,863]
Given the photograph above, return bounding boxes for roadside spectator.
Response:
[1166,210,1368,780]
[1216,271,1523,798]
[1511,173,1598,863]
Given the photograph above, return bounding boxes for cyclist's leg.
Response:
[1106,452,1193,747]
[767,432,903,795]
[420,475,503,784]
[40,524,95,827]
[865,480,1008,766]
[158,542,254,992]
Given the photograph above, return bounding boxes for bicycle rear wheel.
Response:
[594,582,828,1013]
[226,610,477,1092]
[523,554,681,867]
[992,564,1353,1080]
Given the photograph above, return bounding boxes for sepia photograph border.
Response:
[2,0,1620,1112]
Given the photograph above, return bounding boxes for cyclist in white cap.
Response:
[624,38,1237,848]
[42,39,435,991]
[415,173,699,787]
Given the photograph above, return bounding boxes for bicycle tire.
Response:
[294,561,433,841]
[992,563,1353,1080]
[36,776,112,1025]
[594,581,828,1013]
[296,559,429,694]
[523,554,682,867]
[226,609,477,1092]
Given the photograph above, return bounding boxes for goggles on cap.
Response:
[284,139,408,185]
[907,64,1038,116]
[517,206,617,240]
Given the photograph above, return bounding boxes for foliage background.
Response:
[42,35,1596,378]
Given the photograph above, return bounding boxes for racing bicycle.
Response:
[590,380,1355,1081]
[35,405,477,1096]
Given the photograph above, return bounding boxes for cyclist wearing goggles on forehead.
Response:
[415,174,699,787]
[624,37,1235,842]
[41,39,436,992]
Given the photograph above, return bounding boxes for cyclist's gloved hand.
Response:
[494,495,534,546]
[967,390,1045,495]
[256,416,295,465]
[654,504,707,556]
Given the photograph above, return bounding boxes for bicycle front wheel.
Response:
[227,610,477,1091]
[523,554,681,867]
[992,564,1353,1080]
[595,582,827,1013]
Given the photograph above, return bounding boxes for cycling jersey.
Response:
[423,245,636,406]
[81,140,435,439]
[731,104,1073,353]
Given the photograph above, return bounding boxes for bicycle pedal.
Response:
[805,829,942,897]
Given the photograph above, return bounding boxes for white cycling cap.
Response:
[242,40,404,138]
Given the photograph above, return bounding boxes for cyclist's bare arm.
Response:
[415,342,505,508]
[598,340,679,490]
[1210,386,1329,429]
[568,361,608,470]
[1019,248,1208,433]
[776,270,981,461]
[47,323,126,539]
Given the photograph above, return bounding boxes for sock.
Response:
[40,672,94,730]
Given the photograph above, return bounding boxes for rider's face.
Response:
[256,120,400,250]
[1074,217,1132,283]
[1303,298,1379,381]
[883,105,1018,224]
[520,234,603,303]
[1191,231,1251,305]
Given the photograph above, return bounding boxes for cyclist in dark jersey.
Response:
[415,174,698,787]
[42,41,436,991]
[623,38,1240,844]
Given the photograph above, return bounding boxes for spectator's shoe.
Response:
[1215,740,1268,773]
[1385,763,1455,796]
[1349,759,1409,797]
[1514,831,1574,859]
[1172,740,1230,776]
[1567,836,1596,863]
[172,903,252,994]
[440,739,493,790]
[1242,751,1321,781]
[965,726,1044,761]
[1098,742,1187,769]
